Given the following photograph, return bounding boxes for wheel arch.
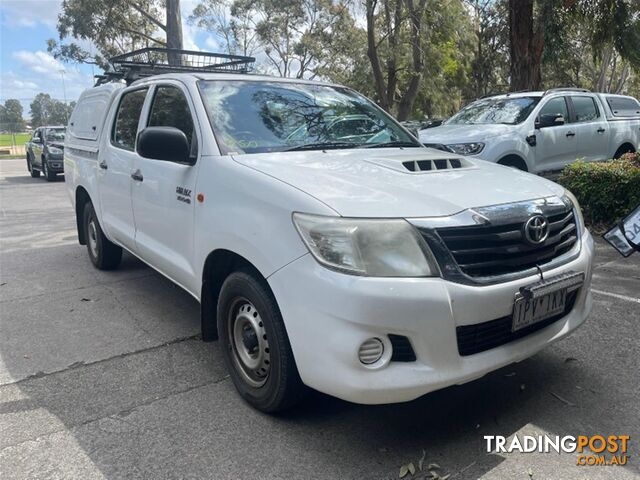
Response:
[497,154,529,171]
[75,186,92,245]
[613,142,636,159]
[200,249,269,342]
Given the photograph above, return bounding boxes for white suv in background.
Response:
[65,74,594,412]
[419,89,640,172]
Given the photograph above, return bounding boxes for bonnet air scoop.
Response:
[365,155,475,174]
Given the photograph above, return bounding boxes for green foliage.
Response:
[49,0,175,68]
[558,157,640,226]
[29,94,75,128]
[0,99,25,133]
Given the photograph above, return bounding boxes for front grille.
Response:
[456,290,578,356]
[434,209,577,278]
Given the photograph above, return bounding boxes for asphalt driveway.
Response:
[1,158,638,479]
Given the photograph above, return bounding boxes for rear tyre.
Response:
[83,202,122,270]
[218,270,306,413]
[43,159,56,182]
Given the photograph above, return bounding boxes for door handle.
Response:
[98,160,108,170]
[597,128,606,133]
[131,170,143,182]
[566,131,576,138]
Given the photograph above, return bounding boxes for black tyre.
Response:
[218,270,305,413]
[27,156,40,177]
[83,202,122,270]
[43,159,56,182]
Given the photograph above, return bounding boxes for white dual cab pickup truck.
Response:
[65,74,594,412]
[419,89,640,173]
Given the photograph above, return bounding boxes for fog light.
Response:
[358,338,384,365]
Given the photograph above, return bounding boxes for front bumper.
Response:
[46,156,64,172]
[268,230,594,405]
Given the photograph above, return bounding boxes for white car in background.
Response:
[419,89,640,173]
[65,72,595,413]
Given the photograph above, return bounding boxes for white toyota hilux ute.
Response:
[65,74,594,412]
[419,89,640,173]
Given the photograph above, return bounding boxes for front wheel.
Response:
[27,156,40,178]
[217,270,306,413]
[43,159,56,182]
[83,202,122,270]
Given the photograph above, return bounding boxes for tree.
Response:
[49,0,183,68]
[30,94,75,127]
[0,99,25,133]
[465,0,509,98]
[192,0,353,78]
[364,0,473,120]
[508,0,640,91]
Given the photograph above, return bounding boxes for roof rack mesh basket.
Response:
[96,47,255,85]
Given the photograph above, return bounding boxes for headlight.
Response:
[563,191,585,234]
[445,142,484,155]
[49,146,63,155]
[292,213,438,277]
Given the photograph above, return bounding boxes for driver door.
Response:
[534,96,577,171]
[32,129,44,168]
[131,82,200,291]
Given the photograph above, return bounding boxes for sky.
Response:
[0,0,219,118]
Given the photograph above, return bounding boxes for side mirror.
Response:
[137,127,192,164]
[536,113,565,129]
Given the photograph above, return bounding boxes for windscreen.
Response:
[46,128,66,142]
[198,80,419,154]
[446,97,540,125]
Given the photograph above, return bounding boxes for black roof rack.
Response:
[95,48,255,85]
[543,87,590,96]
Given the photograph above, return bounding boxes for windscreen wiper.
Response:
[361,141,422,149]
[284,142,358,152]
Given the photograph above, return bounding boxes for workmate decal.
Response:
[176,186,192,204]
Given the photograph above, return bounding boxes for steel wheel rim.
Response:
[88,219,98,258]
[227,297,270,388]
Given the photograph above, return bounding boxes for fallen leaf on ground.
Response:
[418,450,426,471]
[550,391,576,406]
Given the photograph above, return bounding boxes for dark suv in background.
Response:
[26,126,66,181]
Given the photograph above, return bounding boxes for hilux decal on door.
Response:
[176,186,192,204]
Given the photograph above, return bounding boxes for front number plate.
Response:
[512,288,567,332]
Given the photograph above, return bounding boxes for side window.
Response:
[32,130,40,141]
[538,97,568,125]
[571,96,599,122]
[148,86,195,150]
[607,96,640,117]
[112,88,148,150]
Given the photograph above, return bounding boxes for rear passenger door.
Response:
[130,82,200,291]
[569,95,609,162]
[98,87,149,251]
